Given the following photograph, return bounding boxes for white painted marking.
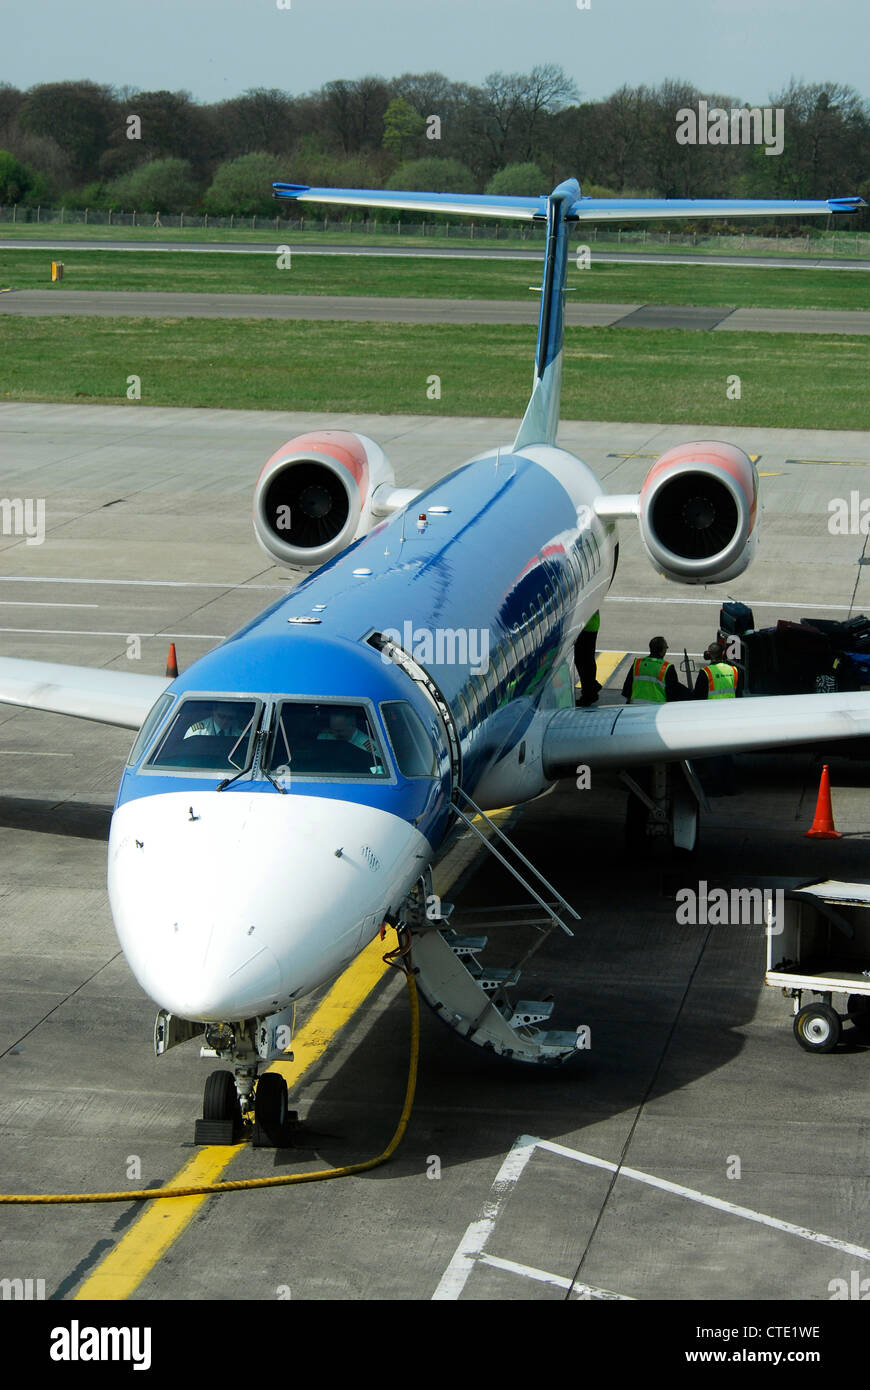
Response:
[478,1253,633,1300]
[431,1136,537,1300]
[0,576,285,590]
[0,627,225,638]
[437,1135,870,1301]
[0,750,74,757]
[0,601,99,608]
[536,1139,870,1263]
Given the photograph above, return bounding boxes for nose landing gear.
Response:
[192,1019,297,1147]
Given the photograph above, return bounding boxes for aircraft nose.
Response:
[108,789,429,1019]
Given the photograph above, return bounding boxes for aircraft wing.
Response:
[542,692,870,776]
[0,658,170,730]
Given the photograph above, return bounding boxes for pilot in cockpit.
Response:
[317,708,375,755]
[183,704,248,739]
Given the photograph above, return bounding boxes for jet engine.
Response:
[253,430,397,569]
[637,441,759,584]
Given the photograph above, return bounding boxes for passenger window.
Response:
[455,689,471,736]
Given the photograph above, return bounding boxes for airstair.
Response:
[401,791,584,1064]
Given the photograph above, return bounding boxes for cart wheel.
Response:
[847,995,870,1038]
[794,1003,841,1053]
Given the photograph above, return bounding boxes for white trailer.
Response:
[765,880,870,1052]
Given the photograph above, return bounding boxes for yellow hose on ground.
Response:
[0,966,419,1205]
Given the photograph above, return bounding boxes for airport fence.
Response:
[1,204,869,257]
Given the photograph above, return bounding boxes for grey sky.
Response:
[2,0,867,103]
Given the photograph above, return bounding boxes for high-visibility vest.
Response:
[584,611,600,633]
[630,656,670,703]
[702,662,738,698]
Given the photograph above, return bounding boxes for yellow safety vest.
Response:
[703,662,738,698]
[631,656,670,704]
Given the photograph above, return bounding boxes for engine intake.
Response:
[639,441,758,584]
[253,430,393,569]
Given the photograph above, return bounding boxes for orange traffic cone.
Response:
[165,642,178,678]
[805,764,842,839]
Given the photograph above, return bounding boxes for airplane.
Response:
[1,178,867,1143]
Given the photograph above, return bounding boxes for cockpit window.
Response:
[380,701,437,778]
[127,692,175,766]
[267,701,388,778]
[145,698,260,773]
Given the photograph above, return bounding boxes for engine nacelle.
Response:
[638,441,759,584]
[253,430,395,569]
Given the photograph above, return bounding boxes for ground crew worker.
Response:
[622,636,686,704]
[692,641,742,699]
[574,610,602,706]
[692,641,741,794]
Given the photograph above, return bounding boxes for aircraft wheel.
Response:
[794,1003,841,1053]
[255,1072,289,1139]
[203,1070,240,1122]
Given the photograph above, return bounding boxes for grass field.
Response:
[2,316,867,430]
[1,219,867,261]
[2,248,870,311]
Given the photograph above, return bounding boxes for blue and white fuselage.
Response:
[109,442,612,1022]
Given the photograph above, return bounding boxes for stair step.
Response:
[470,965,520,991]
[442,931,488,956]
[539,1030,585,1059]
[507,999,555,1027]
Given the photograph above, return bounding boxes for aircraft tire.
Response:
[203,1069,240,1122]
[255,1072,289,1140]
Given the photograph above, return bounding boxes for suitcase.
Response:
[774,621,836,694]
[719,601,754,637]
[742,628,778,694]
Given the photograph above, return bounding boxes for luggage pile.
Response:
[716,603,870,696]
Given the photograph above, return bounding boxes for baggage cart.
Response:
[765,881,870,1051]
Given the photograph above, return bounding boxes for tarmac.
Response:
[1,403,870,1301]
[2,289,869,334]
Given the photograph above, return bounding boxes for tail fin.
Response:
[512,178,578,451]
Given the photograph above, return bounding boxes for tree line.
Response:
[0,68,867,228]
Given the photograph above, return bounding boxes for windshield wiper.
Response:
[216,716,255,791]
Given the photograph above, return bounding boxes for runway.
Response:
[3,236,869,272]
[1,403,870,1300]
[2,289,870,334]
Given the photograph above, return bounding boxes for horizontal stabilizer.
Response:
[274,183,866,224]
[273,184,547,220]
[569,195,866,221]
[0,657,171,730]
